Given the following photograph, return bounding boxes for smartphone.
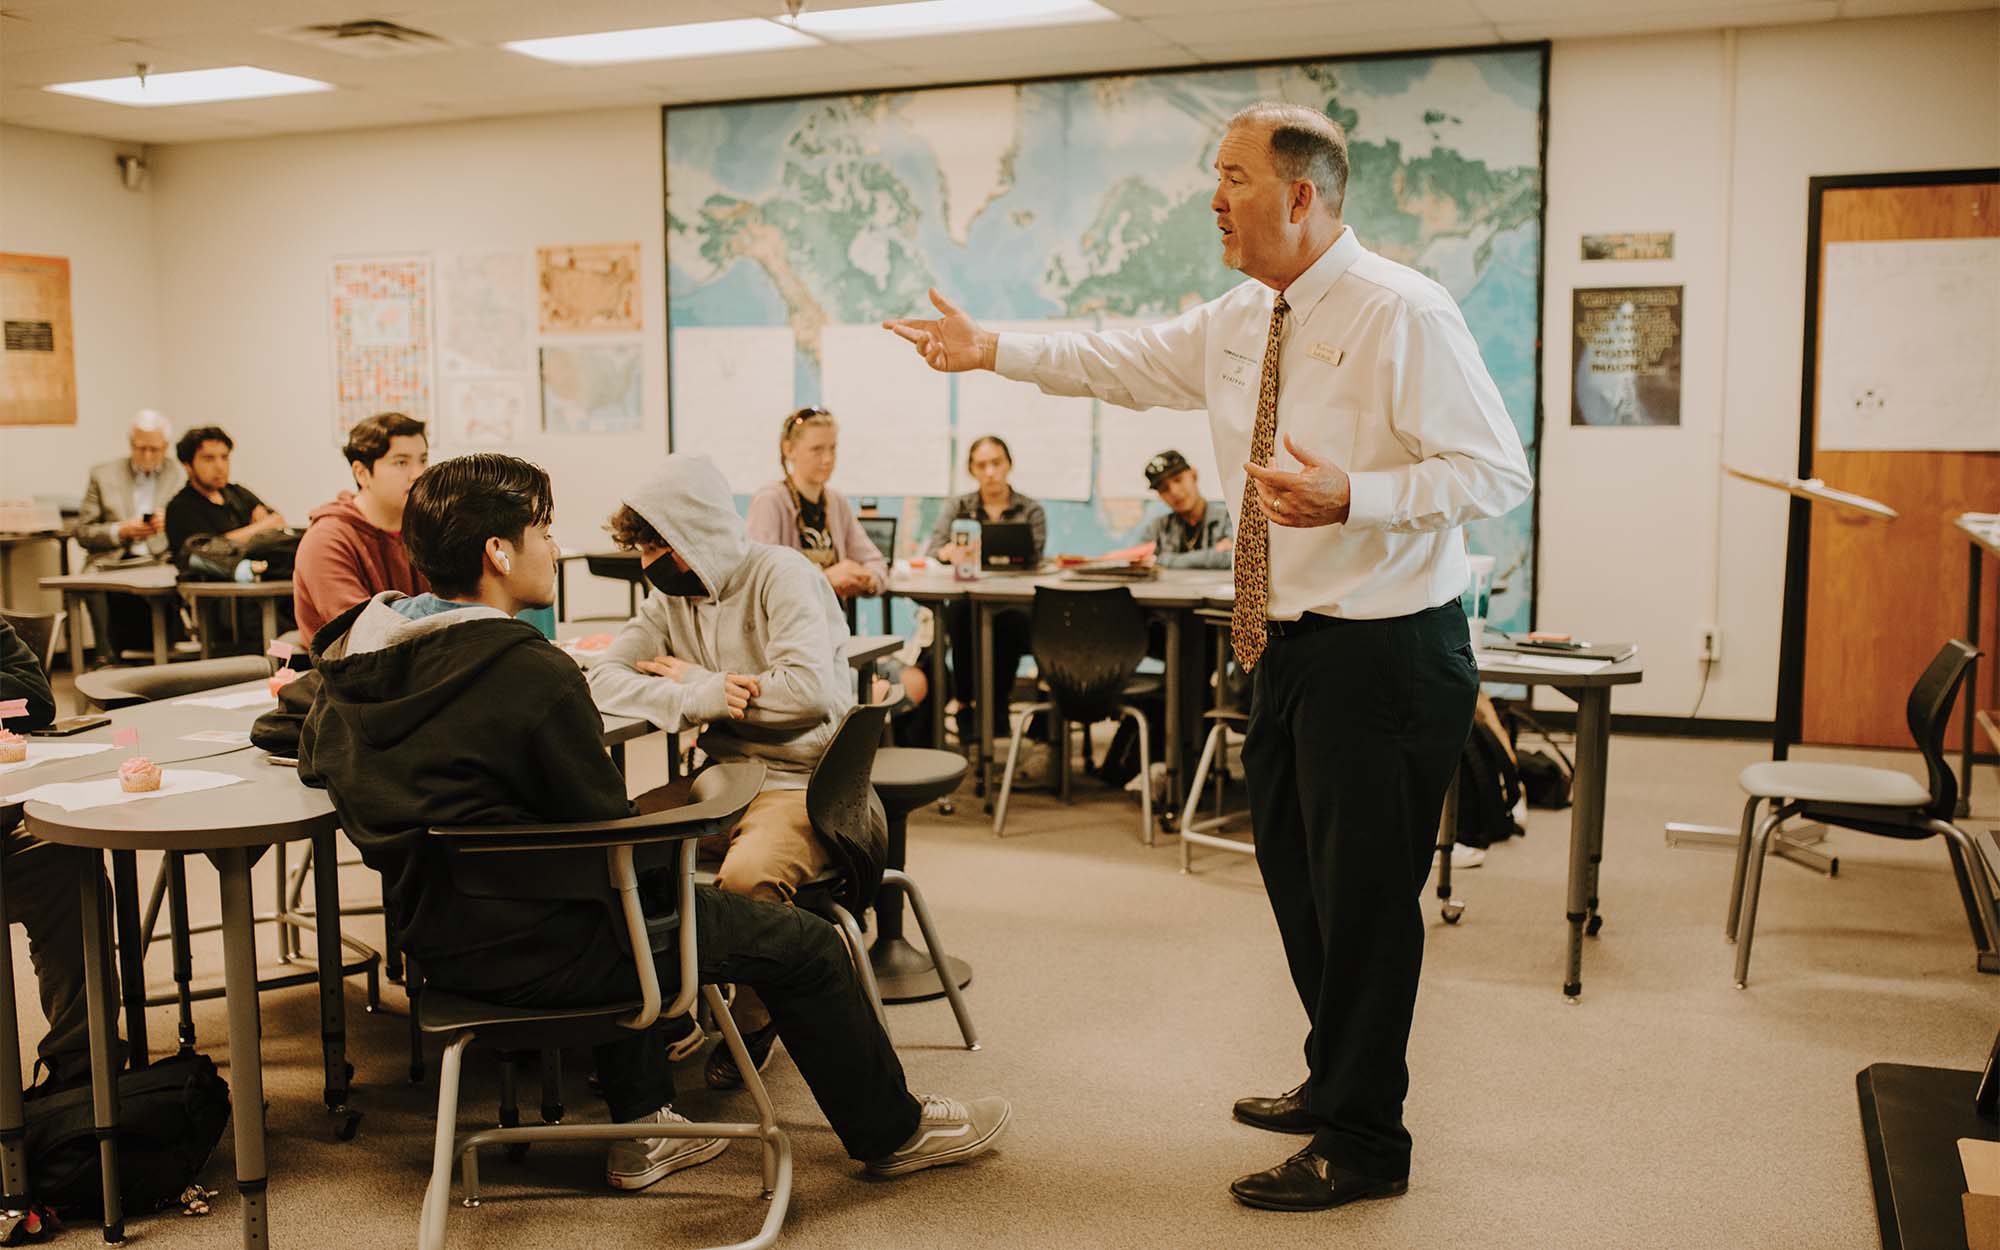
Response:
[28,715,111,737]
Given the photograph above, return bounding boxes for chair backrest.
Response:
[858,516,897,562]
[75,654,271,710]
[1908,639,1979,817]
[0,609,61,676]
[806,703,890,909]
[1030,585,1149,723]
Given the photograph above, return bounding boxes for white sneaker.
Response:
[1450,844,1486,870]
[1014,740,1053,783]
[605,1107,728,1190]
[866,1094,1012,1177]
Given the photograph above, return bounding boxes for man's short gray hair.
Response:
[130,408,173,439]
[1227,103,1348,216]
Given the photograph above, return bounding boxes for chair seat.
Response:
[873,748,968,809]
[1738,760,1930,807]
[419,988,637,1036]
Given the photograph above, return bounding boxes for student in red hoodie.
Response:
[294,411,431,640]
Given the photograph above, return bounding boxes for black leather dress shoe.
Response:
[1232,1081,1315,1134]
[1229,1146,1409,1212]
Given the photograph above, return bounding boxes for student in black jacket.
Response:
[298,453,1009,1193]
[0,620,123,1091]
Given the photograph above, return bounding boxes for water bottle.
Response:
[950,519,981,582]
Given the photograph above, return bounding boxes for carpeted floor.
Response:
[12,727,1995,1249]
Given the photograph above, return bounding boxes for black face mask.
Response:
[643,556,708,598]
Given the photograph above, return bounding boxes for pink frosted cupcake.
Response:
[268,667,302,697]
[119,756,162,793]
[0,731,24,764]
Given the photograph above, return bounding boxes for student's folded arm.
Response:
[743,570,845,729]
[585,614,729,732]
[994,303,1212,412]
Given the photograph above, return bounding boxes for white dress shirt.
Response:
[995,226,1533,622]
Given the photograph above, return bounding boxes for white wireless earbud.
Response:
[497,551,512,573]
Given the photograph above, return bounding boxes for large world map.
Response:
[666,47,1545,630]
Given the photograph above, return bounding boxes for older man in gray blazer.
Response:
[76,410,183,570]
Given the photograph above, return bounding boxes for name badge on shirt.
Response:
[1308,342,1344,367]
[1220,347,1257,390]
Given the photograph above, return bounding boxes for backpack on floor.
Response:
[1455,718,1524,849]
[24,1051,230,1217]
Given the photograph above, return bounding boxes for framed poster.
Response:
[0,253,76,427]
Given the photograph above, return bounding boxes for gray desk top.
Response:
[25,748,336,852]
[41,565,180,595]
[889,566,1230,607]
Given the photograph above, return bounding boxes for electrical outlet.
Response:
[1698,626,1721,665]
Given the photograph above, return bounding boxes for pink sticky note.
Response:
[112,728,139,748]
[0,699,27,720]
[268,640,294,661]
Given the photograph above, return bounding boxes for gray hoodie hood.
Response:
[625,456,750,601]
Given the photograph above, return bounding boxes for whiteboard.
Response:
[821,324,953,496]
[671,326,798,493]
[1818,238,2000,452]
[951,321,1095,501]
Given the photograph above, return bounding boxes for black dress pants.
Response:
[1243,602,1476,1179]
[428,883,922,1162]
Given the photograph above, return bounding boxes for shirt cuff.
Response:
[1344,470,1395,529]
[993,332,1041,381]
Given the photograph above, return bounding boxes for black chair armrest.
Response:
[434,762,765,852]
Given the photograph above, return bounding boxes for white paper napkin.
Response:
[0,741,115,777]
[173,690,277,710]
[13,769,246,812]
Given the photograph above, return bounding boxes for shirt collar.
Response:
[130,462,157,479]
[1277,225,1363,325]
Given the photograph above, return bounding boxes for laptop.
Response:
[979,521,1040,574]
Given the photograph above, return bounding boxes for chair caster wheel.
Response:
[333,1109,361,1141]
[1562,981,1581,1000]
[1440,901,1464,924]
[938,800,955,816]
[462,1197,480,1209]
[505,1143,530,1163]
[1585,913,1603,937]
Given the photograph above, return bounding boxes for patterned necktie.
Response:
[1231,294,1288,672]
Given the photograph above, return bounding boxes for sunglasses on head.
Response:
[787,407,830,428]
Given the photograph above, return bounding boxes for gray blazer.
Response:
[76,457,184,568]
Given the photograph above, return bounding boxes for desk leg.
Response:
[1963,543,1981,817]
[63,590,87,682]
[1563,686,1612,1002]
[150,601,170,667]
[976,602,994,813]
[168,853,197,1053]
[212,847,271,1250]
[79,857,124,1242]
[108,851,149,1071]
[258,599,278,656]
[195,600,214,662]
[1435,769,1464,924]
[311,833,358,1139]
[1163,611,1184,832]
[0,852,28,1207]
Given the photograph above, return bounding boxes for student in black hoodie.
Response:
[299,454,1008,1193]
[0,619,123,1091]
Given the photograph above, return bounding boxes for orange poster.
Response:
[0,253,76,427]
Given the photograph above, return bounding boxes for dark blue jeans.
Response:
[430,883,921,1162]
[1244,602,1477,1179]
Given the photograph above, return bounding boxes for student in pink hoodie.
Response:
[294,412,431,641]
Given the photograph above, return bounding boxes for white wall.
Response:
[1539,10,2000,719]
[0,124,160,505]
[147,108,669,619]
[7,10,1996,707]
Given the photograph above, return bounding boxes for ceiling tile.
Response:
[1143,0,1490,44]
[1183,24,1504,64]
[1490,1,1836,38]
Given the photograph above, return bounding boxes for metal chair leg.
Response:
[1180,721,1225,873]
[418,1031,474,1250]
[882,868,978,1050]
[1725,795,1761,941]
[991,704,1044,838]
[1733,810,1786,988]
[1122,705,1153,846]
[828,901,892,1040]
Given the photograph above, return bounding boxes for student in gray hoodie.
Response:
[589,455,878,1087]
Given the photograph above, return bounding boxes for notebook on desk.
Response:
[1483,634,1636,663]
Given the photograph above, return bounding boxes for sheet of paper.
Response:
[1962,1136,2000,1195]
[1819,238,2000,452]
[670,326,797,492]
[951,321,1094,501]
[173,690,278,710]
[0,741,112,776]
[819,324,951,497]
[180,729,252,745]
[15,769,246,812]
[1474,650,1612,676]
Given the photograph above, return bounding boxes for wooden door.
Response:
[1795,174,2000,749]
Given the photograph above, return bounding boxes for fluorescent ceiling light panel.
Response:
[505,19,816,64]
[44,66,333,108]
[788,0,1119,40]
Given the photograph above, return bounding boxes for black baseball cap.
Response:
[1145,449,1193,490]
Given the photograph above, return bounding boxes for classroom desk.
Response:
[41,565,181,670]
[0,530,69,609]
[882,569,965,754]
[1955,514,1999,815]
[179,580,294,661]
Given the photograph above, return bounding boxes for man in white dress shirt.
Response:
[886,103,1532,1212]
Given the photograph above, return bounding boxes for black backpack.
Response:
[1454,719,1524,849]
[24,1052,230,1217]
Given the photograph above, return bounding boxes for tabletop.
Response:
[41,565,180,595]
[24,748,336,853]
